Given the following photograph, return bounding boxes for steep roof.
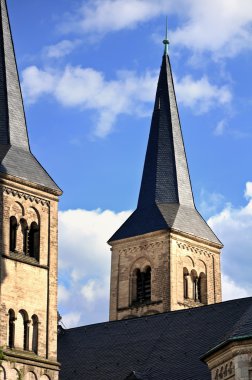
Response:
[58,297,252,380]
[109,53,221,245]
[0,0,61,193]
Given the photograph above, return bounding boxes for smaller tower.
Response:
[108,33,223,321]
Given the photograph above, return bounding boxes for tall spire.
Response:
[0,0,29,149]
[109,38,221,245]
[0,0,61,193]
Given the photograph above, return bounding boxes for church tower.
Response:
[0,1,62,379]
[109,37,223,321]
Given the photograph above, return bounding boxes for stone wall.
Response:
[0,176,60,379]
[109,228,222,321]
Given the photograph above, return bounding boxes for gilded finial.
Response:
[163,16,169,55]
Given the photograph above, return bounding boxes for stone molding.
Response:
[176,240,212,257]
[118,240,165,255]
[3,186,50,206]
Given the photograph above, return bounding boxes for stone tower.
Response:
[109,44,223,321]
[0,1,62,379]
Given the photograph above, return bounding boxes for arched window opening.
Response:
[144,266,151,301]
[133,267,151,305]
[20,219,28,255]
[31,315,39,354]
[19,310,29,351]
[9,216,18,252]
[198,273,207,304]
[136,269,143,302]
[191,270,199,302]
[8,309,15,348]
[183,268,189,299]
[28,222,40,261]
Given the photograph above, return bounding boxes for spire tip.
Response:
[163,16,169,55]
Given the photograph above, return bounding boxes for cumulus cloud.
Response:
[174,75,232,114]
[21,65,231,137]
[58,208,131,327]
[208,181,252,290]
[60,0,170,35]
[60,0,252,58]
[43,39,81,59]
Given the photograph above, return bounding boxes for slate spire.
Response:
[137,51,194,209]
[0,0,61,192]
[109,39,221,245]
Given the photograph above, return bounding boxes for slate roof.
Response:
[109,53,221,245]
[0,0,61,193]
[58,297,252,380]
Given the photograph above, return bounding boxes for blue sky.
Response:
[8,0,252,327]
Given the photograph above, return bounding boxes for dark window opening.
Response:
[9,216,18,252]
[20,219,28,255]
[135,266,151,304]
[193,277,199,302]
[183,268,189,299]
[8,309,15,348]
[28,222,40,261]
[32,315,39,354]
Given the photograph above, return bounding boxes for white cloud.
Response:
[58,208,131,327]
[43,39,81,59]
[222,273,250,301]
[60,0,252,58]
[22,66,56,104]
[208,182,252,289]
[214,119,227,136]
[60,312,81,328]
[60,0,170,35]
[22,65,231,137]
[245,182,252,198]
[175,75,232,114]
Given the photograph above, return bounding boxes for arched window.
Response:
[19,310,29,351]
[28,222,40,261]
[133,267,151,304]
[183,268,189,299]
[8,309,15,348]
[20,219,28,255]
[191,270,199,302]
[144,266,151,301]
[31,315,39,354]
[9,216,18,252]
[136,269,143,302]
[198,273,207,304]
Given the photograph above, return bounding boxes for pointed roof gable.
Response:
[0,0,61,193]
[109,52,221,245]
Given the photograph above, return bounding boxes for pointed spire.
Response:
[137,53,194,209]
[109,48,221,246]
[0,0,61,193]
[0,0,29,149]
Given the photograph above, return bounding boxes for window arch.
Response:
[8,309,15,348]
[18,310,29,351]
[9,216,18,252]
[28,222,40,261]
[31,315,39,354]
[183,268,189,299]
